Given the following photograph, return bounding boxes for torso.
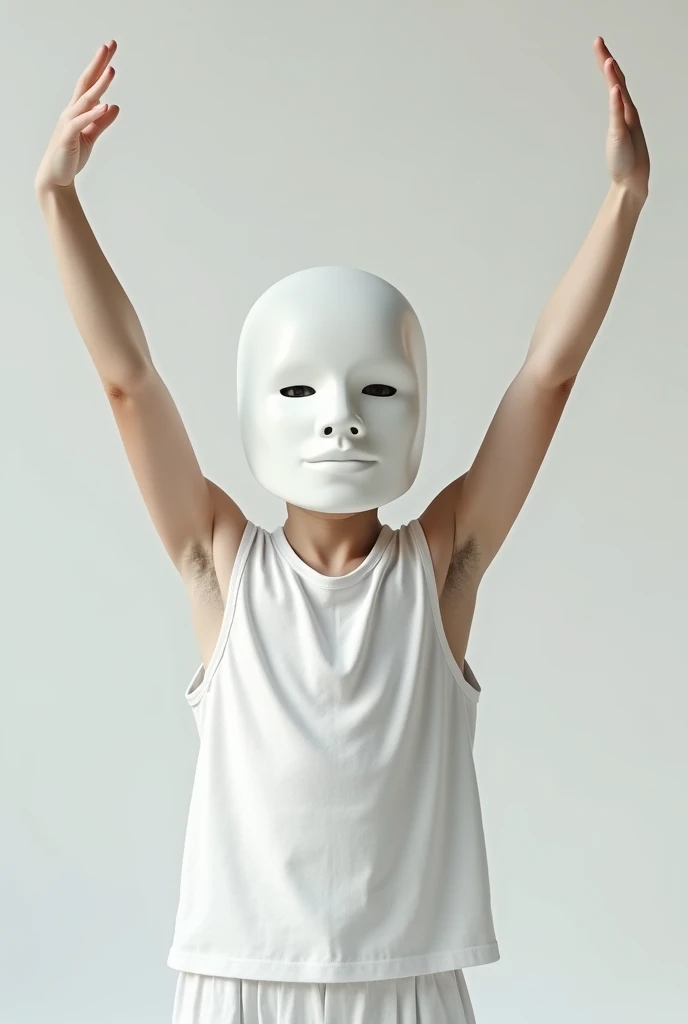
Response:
[182,517,481,687]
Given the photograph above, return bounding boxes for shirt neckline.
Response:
[271,522,395,589]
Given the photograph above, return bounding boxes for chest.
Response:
[185,530,479,691]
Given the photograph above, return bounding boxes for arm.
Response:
[36,41,246,573]
[36,181,152,392]
[422,36,650,578]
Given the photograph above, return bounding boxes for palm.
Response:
[74,134,96,177]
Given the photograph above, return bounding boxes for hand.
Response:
[594,36,650,202]
[34,41,120,193]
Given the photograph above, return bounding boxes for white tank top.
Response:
[167,518,499,983]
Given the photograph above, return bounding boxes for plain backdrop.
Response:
[2,1,686,1021]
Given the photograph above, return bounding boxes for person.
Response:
[35,35,649,1024]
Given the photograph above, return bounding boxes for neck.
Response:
[282,504,383,577]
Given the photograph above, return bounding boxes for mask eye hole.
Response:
[362,384,397,397]
[280,385,315,398]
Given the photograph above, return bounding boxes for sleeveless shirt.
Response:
[166,518,499,983]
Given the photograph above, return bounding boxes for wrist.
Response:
[34,179,78,206]
[609,178,648,211]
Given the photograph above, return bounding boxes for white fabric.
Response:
[172,968,477,1024]
[236,266,427,513]
[167,518,499,983]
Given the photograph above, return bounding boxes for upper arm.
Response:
[105,366,247,573]
[420,364,575,581]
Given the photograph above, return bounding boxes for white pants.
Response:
[172,969,477,1023]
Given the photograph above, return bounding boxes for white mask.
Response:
[237,266,427,513]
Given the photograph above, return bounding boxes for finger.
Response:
[595,38,630,98]
[600,51,640,130]
[62,102,111,140]
[602,55,629,96]
[69,40,116,106]
[608,85,627,138]
[598,42,627,86]
[592,35,613,75]
[81,104,120,145]
[68,61,115,119]
[69,40,117,106]
[594,40,628,105]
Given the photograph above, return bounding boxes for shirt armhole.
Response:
[407,518,482,703]
[185,520,258,707]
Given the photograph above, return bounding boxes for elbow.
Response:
[524,354,579,391]
[102,360,155,399]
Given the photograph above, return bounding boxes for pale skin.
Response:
[35,38,649,681]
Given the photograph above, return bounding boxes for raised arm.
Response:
[421,36,650,580]
[35,40,247,575]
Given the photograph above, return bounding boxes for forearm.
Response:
[36,182,153,390]
[526,182,646,385]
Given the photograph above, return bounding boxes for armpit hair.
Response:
[445,534,480,595]
[185,541,223,608]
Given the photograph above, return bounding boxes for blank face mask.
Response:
[237,266,427,514]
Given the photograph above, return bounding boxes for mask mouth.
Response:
[304,451,377,464]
